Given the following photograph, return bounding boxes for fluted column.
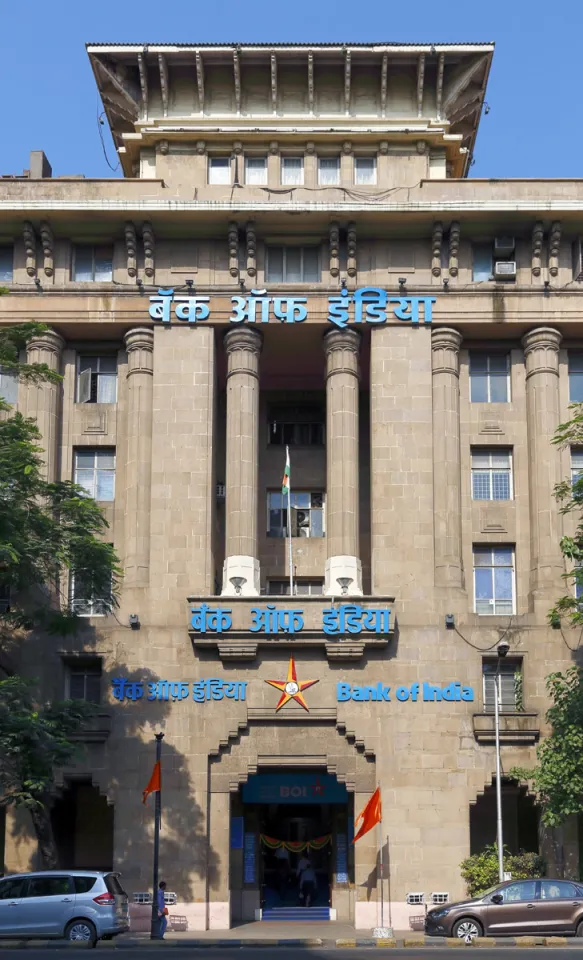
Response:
[323,328,362,596]
[222,328,262,597]
[432,327,464,589]
[22,329,64,481]
[123,327,154,586]
[522,327,564,601]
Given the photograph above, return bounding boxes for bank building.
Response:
[1,38,583,931]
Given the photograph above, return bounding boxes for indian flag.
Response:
[281,447,291,496]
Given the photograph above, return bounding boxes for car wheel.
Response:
[576,919,583,938]
[452,918,483,941]
[65,919,97,947]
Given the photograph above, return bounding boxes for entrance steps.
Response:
[261,906,331,922]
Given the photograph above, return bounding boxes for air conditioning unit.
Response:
[216,483,226,501]
[494,261,516,280]
[406,892,425,905]
[573,237,583,281]
[164,892,178,906]
[494,236,515,257]
[133,892,152,904]
[431,892,450,905]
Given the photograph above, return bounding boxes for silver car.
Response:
[0,870,129,945]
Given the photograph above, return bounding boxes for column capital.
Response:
[26,328,65,359]
[431,327,463,377]
[223,326,263,357]
[522,326,562,378]
[124,327,154,376]
[323,327,361,357]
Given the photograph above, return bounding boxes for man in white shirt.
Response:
[297,857,316,907]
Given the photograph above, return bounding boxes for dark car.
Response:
[425,879,583,939]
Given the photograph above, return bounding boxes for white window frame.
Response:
[471,449,513,501]
[208,157,231,185]
[76,355,118,405]
[469,353,511,403]
[280,157,304,186]
[69,573,112,617]
[571,449,583,486]
[265,246,320,283]
[72,245,113,282]
[244,156,268,185]
[482,659,522,713]
[473,546,516,616]
[318,156,340,186]
[74,448,116,502]
[266,491,326,539]
[569,353,583,403]
[354,157,377,185]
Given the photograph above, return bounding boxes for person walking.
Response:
[297,857,317,908]
[157,880,168,938]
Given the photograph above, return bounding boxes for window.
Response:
[569,353,583,402]
[540,881,583,900]
[267,491,325,538]
[0,366,18,405]
[67,660,102,704]
[73,245,113,282]
[473,546,515,616]
[472,243,493,281]
[482,659,522,713]
[318,157,340,186]
[245,157,267,185]
[77,355,117,404]
[268,403,324,446]
[74,448,116,501]
[471,449,513,501]
[25,876,72,898]
[0,877,26,899]
[208,157,231,185]
[266,246,319,283]
[571,449,583,486]
[354,157,376,185]
[281,157,304,186]
[74,876,98,894]
[70,568,113,617]
[268,580,324,596]
[500,881,537,903]
[469,353,510,403]
[0,246,13,282]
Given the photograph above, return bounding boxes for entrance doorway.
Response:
[233,770,353,920]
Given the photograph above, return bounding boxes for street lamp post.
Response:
[150,732,164,939]
[494,640,509,883]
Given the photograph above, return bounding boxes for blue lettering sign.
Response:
[111,678,246,702]
[250,605,304,634]
[190,604,232,632]
[323,605,390,636]
[337,681,474,703]
[149,289,210,323]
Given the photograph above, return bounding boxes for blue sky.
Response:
[1,0,580,180]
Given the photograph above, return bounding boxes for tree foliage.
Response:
[549,404,583,627]
[460,845,545,897]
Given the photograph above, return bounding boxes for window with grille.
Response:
[69,569,113,617]
[471,449,513,500]
[267,491,325,538]
[0,246,13,282]
[245,157,267,185]
[281,157,304,186]
[473,546,515,616]
[354,157,376,185]
[73,245,113,282]
[569,354,583,403]
[318,157,340,185]
[208,157,231,184]
[470,353,510,403]
[482,659,522,713]
[0,366,18,405]
[266,246,320,283]
[267,580,324,596]
[66,660,102,704]
[77,355,117,404]
[74,448,116,501]
[268,403,324,447]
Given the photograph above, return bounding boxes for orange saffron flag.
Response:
[142,761,161,805]
[352,787,381,844]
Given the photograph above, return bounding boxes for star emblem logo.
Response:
[265,656,319,712]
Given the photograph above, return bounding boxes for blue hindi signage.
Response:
[242,773,348,805]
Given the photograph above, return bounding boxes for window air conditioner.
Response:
[431,892,450,905]
[494,261,516,280]
[406,892,425,905]
[494,236,515,257]
[573,237,583,281]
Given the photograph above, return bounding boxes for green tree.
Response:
[0,322,121,865]
[549,404,583,628]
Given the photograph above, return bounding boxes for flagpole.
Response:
[150,732,164,940]
[378,786,383,931]
[286,445,294,596]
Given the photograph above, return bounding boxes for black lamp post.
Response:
[150,732,164,939]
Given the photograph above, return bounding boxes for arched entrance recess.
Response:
[206,718,376,927]
[52,779,114,871]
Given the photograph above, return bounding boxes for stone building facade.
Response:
[1,40,583,930]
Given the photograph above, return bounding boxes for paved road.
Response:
[2,950,583,959]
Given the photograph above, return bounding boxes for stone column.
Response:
[432,327,464,589]
[323,328,362,596]
[22,329,64,481]
[521,327,564,600]
[123,327,154,587]
[222,328,262,597]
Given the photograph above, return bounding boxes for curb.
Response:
[0,934,577,948]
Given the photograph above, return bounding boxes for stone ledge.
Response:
[473,711,540,745]
[69,712,111,743]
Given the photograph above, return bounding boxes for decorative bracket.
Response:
[417,54,426,117]
[158,54,169,117]
[549,221,561,277]
[436,52,445,119]
[245,221,257,278]
[125,221,138,278]
[39,221,54,277]
[195,51,205,112]
[380,53,388,117]
[307,52,314,113]
[228,221,239,277]
[233,48,241,114]
[344,48,351,114]
[141,222,155,278]
[448,221,460,277]
[137,52,148,117]
[270,53,277,113]
[329,221,340,278]
[346,222,357,278]
[23,221,36,277]
[431,220,443,277]
[531,221,544,277]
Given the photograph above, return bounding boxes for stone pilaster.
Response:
[521,327,564,603]
[431,327,464,590]
[123,327,154,587]
[323,328,362,596]
[22,329,64,482]
[222,327,262,597]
